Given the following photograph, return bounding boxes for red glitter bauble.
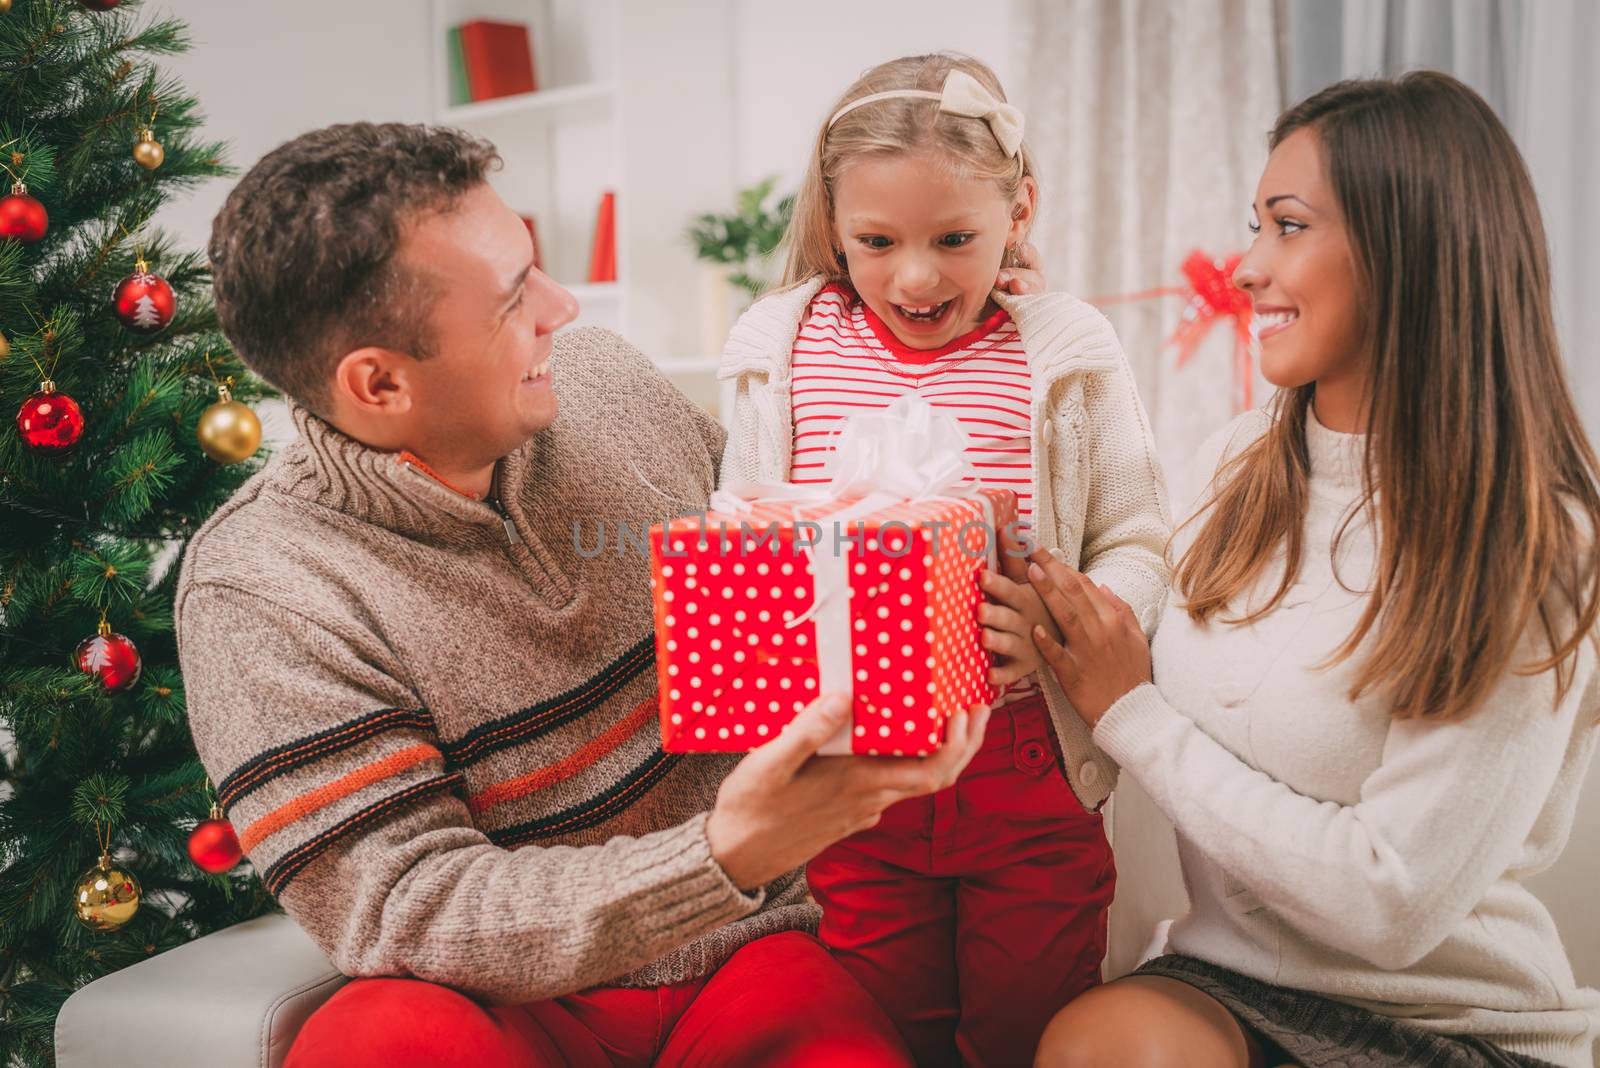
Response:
[16,389,84,453]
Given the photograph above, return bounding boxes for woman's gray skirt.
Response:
[1133,954,1566,1068]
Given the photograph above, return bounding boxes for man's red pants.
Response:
[284,930,912,1067]
[809,693,1117,1068]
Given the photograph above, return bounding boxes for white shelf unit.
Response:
[428,0,738,420]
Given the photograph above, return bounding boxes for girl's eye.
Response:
[858,235,892,250]
[939,232,976,248]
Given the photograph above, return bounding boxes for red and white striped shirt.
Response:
[788,284,1035,520]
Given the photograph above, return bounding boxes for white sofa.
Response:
[54,912,346,1068]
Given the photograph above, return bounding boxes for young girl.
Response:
[719,53,1172,1068]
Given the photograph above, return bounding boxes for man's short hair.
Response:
[209,123,501,414]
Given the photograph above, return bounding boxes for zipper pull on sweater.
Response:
[487,497,523,546]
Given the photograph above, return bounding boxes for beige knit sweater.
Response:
[720,278,1173,810]
[175,328,815,1005]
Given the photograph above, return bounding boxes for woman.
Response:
[1028,72,1600,1068]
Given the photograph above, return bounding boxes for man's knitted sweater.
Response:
[175,328,815,1005]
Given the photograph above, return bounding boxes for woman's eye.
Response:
[1275,218,1306,236]
[939,232,976,248]
[1247,219,1261,235]
[858,235,892,250]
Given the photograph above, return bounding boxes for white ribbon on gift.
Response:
[708,396,998,754]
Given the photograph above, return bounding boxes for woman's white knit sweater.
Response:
[1098,405,1600,1067]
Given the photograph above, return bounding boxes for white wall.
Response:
[151,0,434,443]
[151,2,433,252]
[731,0,1018,191]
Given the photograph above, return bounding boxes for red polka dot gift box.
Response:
[649,485,1017,756]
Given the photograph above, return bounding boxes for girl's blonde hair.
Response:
[1174,72,1600,720]
[780,53,1036,288]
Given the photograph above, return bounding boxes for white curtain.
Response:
[1014,0,1283,977]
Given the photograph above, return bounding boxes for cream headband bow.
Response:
[827,69,1026,159]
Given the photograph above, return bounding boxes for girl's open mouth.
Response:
[891,300,954,332]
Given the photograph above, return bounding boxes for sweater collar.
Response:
[1305,402,1366,489]
[277,404,534,543]
[717,277,1122,384]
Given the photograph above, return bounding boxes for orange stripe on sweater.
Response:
[467,696,657,817]
[238,743,441,853]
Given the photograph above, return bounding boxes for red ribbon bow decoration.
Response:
[1168,251,1255,413]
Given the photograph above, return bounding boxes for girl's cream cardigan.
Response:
[718,278,1173,809]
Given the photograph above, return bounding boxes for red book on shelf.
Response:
[588,191,616,283]
[457,21,537,101]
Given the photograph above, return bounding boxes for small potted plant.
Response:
[687,177,795,352]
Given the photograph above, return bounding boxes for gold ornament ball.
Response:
[198,398,262,464]
[0,1,12,13]
[0,332,9,359]
[74,857,142,931]
[133,133,164,170]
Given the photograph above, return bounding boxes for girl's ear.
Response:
[1007,175,1038,246]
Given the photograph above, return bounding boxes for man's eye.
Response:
[939,232,975,248]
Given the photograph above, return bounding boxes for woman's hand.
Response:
[1025,549,1152,725]
[995,240,1045,295]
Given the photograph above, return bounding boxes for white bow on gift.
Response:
[824,395,975,501]
[708,396,995,754]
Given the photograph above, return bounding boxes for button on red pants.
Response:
[809,694,1116,1068]
[284,930,912,1068]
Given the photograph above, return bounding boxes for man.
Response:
[178,123,988,1067]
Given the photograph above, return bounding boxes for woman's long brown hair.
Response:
[1174,71,1600,719]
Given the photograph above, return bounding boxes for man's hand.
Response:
[705,694,991,891]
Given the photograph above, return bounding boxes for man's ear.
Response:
[332,347,415,417]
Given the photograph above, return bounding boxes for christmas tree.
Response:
[0,2,276,1063]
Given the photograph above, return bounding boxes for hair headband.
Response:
[826,69,1026,159]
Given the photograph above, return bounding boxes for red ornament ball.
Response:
[0,191,48,244]
[76,630,141,691]
[16,389,84,453]
[187,817,243,874]
[113,270,176,332]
